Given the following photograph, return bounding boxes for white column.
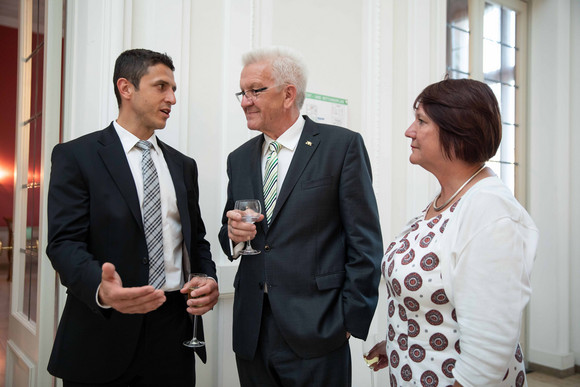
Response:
[63,0,125,140]
[357,1,446,386]
[570,0,580,368]
[187,0,253,384]
[527,0,575,372]
[130,0,191,152]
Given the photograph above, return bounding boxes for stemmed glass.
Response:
[234,199,262,255]
[362,335,380,387]
[183,273,208,348]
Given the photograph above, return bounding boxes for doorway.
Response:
[0,14,19,387]
[2,0,65,385]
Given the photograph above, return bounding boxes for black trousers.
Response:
[63,291,195,387]
[236,294,352,387]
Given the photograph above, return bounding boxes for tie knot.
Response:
[135,140,153,152]
[269,141,281,154]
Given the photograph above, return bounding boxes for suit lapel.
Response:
[249,136,268,233]
[251,136,265,201]
[270,117,320,225]
[97,125,143,229]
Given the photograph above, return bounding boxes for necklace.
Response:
[432,164,486,211]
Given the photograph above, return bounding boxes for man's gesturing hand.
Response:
[98,262,166,314]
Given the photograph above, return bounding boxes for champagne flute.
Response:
[183,273,208,348]
[234,199,262,255]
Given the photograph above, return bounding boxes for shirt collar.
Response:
[113,121,160,154]
[262,115,305,156]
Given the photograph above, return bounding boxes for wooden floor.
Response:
[528,370,580,386]
[0,260,578,387]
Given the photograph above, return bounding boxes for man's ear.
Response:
[116,78,134,102]
[283,84,297,109]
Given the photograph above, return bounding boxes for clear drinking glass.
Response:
[183,273,208,348]
[362,335,380,387]
[234,199,262,255]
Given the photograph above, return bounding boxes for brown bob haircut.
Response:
[413,78,502,164]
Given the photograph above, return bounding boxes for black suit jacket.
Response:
[46,123,216,382]
[219,116,383,360]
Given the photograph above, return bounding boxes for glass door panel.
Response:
[17,0,44,324]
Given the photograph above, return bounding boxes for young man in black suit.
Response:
[46,48,218,386]
[219,46,383,386]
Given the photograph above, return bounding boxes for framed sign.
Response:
[302,92,348,127]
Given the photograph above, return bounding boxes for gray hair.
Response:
[242,46,308,110]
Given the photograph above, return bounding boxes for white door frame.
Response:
[5,1,63,386]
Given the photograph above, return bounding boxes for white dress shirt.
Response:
[261,115,305,191]
[113,121,184,291]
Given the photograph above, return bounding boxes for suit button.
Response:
[142,257,148,265]
[264,245,271,251]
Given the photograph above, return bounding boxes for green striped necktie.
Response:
[263,141,281,224]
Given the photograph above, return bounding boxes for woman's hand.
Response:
[365,340,389,371]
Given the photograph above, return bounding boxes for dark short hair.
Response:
[413,78,502,164]
[113,48,175,107]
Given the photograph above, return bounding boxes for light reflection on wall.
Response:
[0,162,15,226]
[0,163,16,188]
[0,166,10,183]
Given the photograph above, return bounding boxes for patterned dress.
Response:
[382,200,527,387]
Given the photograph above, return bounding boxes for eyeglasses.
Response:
[235,85,281,103]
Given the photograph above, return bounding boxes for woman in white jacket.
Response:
[366,78,538,386]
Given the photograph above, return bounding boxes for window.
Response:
[446,0,528,198]
[447,0,470,79]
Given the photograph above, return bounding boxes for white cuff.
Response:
[96,283,112,309]
[231,242,244,260]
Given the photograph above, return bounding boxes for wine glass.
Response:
[234,199,262,255]
[362,335,380,387]
[183,273,208,348]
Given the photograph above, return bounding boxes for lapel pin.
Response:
[305,141,312,146]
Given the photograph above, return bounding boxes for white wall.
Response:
[53,0,580,385]
[527,0,580,372]
[568,0,580,369]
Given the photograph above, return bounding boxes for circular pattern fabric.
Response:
[431,289,449,305]
[421,370,439,387]
[442,358,456,378]
[401,249,416,265]
[404,296,420,311]
[381,200,527,386]
[401,364,413,381]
